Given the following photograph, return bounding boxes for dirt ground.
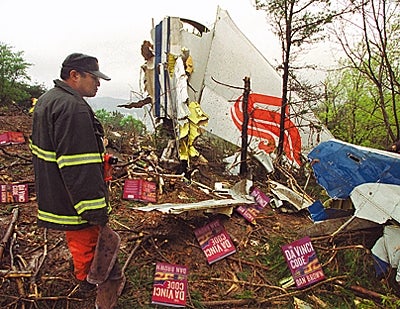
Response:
[0,106,395,308]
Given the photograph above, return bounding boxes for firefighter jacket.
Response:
[30,79,110,230]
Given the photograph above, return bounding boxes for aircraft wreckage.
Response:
[119,7,400,233]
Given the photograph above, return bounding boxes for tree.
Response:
[0,43,32,106]
[325,0,400,148]
[254,0,336,160]
[317,63,392,147]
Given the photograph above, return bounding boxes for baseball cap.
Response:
[62,53,111,81]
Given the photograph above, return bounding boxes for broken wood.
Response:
[119,237,146,295]
[9,230,26,299]
[0,207,19,261]
[299,216,382,237]
[334,279,394,301]
[121,237,145,273]
[29,228,48,297]
[258,275,347,304]
[200,277,288,293]
[0,270,32,278]
[0,146,32,162]
[117,96,152,109]
[200,299,253,307]
[227,256,270,271]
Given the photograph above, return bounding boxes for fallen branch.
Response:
[150,236,172,264]
[0,207,19,260]
[257,275,348,304]
[200,299,254,307]
[0,293,83,302]
[121,237,145,273]
[227,256,270,271]
[119,237,146,295]
[30,228,48,297]
[314,244,367,252]
[9,231,26,298]
[32,229,48,279]
[0,147,31,162]
[0,270,32,278]
[199,277,288,294]
[334,279,393,301]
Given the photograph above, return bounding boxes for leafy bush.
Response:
[95,109,146,152]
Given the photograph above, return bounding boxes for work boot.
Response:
[75,279,97,298]
[95,273,126,309]
[87,225,121,285]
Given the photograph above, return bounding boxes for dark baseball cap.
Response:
[62,53,111,81]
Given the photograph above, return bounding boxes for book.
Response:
[250,187,271,208]
[151,262,188,307]
[194,219,236,264]
[236,205,259,225]
[236,187,271,224]
[122,179,157,203]
[0,131,25,146]
[1,183,29,203]
[281,236,325,288]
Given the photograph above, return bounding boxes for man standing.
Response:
[30,53,123,308]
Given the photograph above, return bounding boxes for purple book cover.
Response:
[250,187,271,209]
[1,184,28,203]
[194,220,236,264]
[236,205,257,225]
[281,236,325,288]
[122,179,157,202]
[237,187,271,224]
[152,262,188,307]
[0,131,25,145]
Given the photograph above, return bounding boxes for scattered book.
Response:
[194,219,236,264]
[281,236,325,288]
[151,262,188,307]
[236,205,258,225]
[0,131,25,146]
[1,183,29,203]
[236,187,271,224]
[122,178,157,203]
[250,187,271,208]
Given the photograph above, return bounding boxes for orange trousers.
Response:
[65,225,100,281]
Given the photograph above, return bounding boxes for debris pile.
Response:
[0,108,399,308]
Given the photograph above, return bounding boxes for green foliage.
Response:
[323,248,373,286]
[189,290,206,308]
[318,57,400,149]
[95,109,145,135]
[257,235,291,282]
[317,1,400,148]
[18,83,47,111]
[95,108,114,126]
[382,296,400,309]
[234,289,254,299]
[0,42,33,106]
[254,0,336,157]
[119,264,154,308]
[120,114,146,135]
[95,109,146,151]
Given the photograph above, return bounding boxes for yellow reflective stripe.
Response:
[38,209,87,225]
[30,139,102,167]
[74,197,107,214]
[30,142,57,162]
[57,153,102,168]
